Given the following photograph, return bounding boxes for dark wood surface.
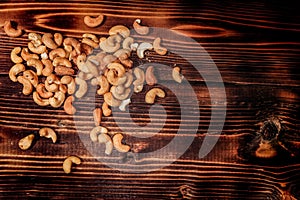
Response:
[0,0,300,199]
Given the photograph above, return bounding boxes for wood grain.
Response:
[0,0,299,199]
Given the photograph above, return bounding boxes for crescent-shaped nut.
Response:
[145,66,157,86]
[28,32,43,47]
[108,25,130,38]
[104,92,121,107]
[153,37,167,56]
[61,76,76,95]
[3,20,22,37]
[21,48,39,61]
[98,133,113,155]
[107,63,125,77]
[145,88,166,104]
[63,156,81,174]
[64,95,76,115]
[33,91,50,106]
[92,75,110,96]
[75,77,88,98]
[23,70,38,88]
[39,127,57,143]
[10,47,23,63]
[49,48,66,60]
[17,76,33,95]
[102,101,112,117]
[28,42,47,54]
[111,86,131,101]
[112,133,130,153]
[36,83,53,99]
[27,58,44,76]
[84,15,104,28]
[42,33,58,49]
[9,63,25,82]
[53,57,72,68]
[137,42,153,59]
[172,66,184,83]
[122,37,134,50]
[133,19,149,35]
[90,126,108,142]
[18,134,35,150]
[133,67,145,93]
[49,91,65,108]
[93,108,102,126]
[63,37,81,54]
[41,59,54,76]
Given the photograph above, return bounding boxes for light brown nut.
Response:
[75,77,88,98]
[85,60,99,77]
[49,48,66,60]
[107,63,125,77]
[84,15,104,27]
[53,57,72,68]
[82,37,99,48]
[21,48,39,61]
[133,67,145,93]
[10,47,23,63]
[33,91,50,106]
[106,70,119,86]
[59,84,68,94]
[18,134,35,150]
[3,20,22,37]
[119,98,131,112]
[133,19,149,35]
[9,63,25,82]
[153,37,167,56]
[64,95,76,115]
[54,66,75,76]
[41,59,54,76]
[122,37,134,50]
[120,58,133,68]
[63,38,81,54]
[60,76,76,95]
[101,54,117,69]
[17,76,33,95]
[78,71,94,81]
[109,25,130,38]
[23,70,38,88]
[54,33,63,46]
[102,102,112,117]
[36,83,53,99]
[98,133,113,155]
[49,91,65,108]
[123,71,133,88]
[90,126,108,142]
[27,58,44,76]
[145,88,165,104]
[39,127,57,143]
[76,53,89,73]
[172,66,183,83]
[100,36,121,53]
[145,66,157,86]
[112,133,130,153]
[28,42,47,54]
[28,33,43,47]
[113,49,131,59]
[80,43,94,56]
[111,86,131,101]
[82,33,99,43]
[93,108,102,126]
[91,75,109,95]
[42,33,59,49]
[63,156,81,174]
[137,42,153,59]
[104,92,121,107]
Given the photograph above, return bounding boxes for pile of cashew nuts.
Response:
[5,16,184,174]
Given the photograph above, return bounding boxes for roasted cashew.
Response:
[63,37,81,54]
[28,32,43,47]
[119,98,131,112]
[172,66,183,83]
[145,66,157,86]
[80,43,93,56]
[59,84,68,94]
[27,58,44,76]
[36,83,53,98]
[107,63,125,77]
[49,91,65,108]
[45,74,60,92]
[78,71,94,81]
[23,70,38,87]
[21,48,39,61]
[63,156,81,174]
[102,102,112,117]
[60,76,76,95]
[28,42,47,54]
[18,134,35,150]
[76,53,89,73]
[114,85,125,94]
[3,20,22,37]
[145,88,165,104]
[100,35,121,53]
[112,133,130,153]
[75,77,88,98]
[33,91,50,106]
[90,126,108,142]
[82,33,99,43]
[82,37,99,48]
[41,59,54,76]
[53,57,72,68]
[104,92,121,107]
[106,70,119,86]
[91,75,110,95]
[39,127,57,143]
[153,37,167,55]
[42,33,59,49]
[123,71,133,88]
[64,95,76,115]
[133,19,149,35]
[122,37,134,50]
[54,33,63,46]
[98,133,113,155]
[49,48,66,60]
[113,49,131,59]
[17,76,33,95]
[109,25,130,38]
[93,108,102,126]
[55,66,75,76]
[101,54,117,69]
[111,86,131,101]
[137,42,153,59]
[133,67,145,93]
[84,15,104,27]
[10,47,23,63]
[9,63,25,82]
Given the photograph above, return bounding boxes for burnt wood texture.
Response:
[0,0,300,199]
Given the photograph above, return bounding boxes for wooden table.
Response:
[0,0,299,199]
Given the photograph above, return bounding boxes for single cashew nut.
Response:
[45,74,60,93]
[111,86,131,101]
[82,37,99,48]
[80,43,94,56]
[76,53,89,73]
[98,133,113,155]
[153,37,167,56]
[122,37,134,50]
[90,126,108,142]
[102,102,112,117]
[28,42,47,54]
[63,37,81,54]
[54,33,63,46]
[63,156,81,174]
[33,91,50,106]
[119,98,131,112]
[78,71,94,81]
[137,42,153,59]
[93,108,102,126]
[107,63,125,77]
[49,48,66,60]
[28,32,43,47]
[145,88,166,104]
[172,66,184,83]
[41,59,54,76]
[21,48,39,61]
[39,127,57,143]
[104,92,121,107]
[113,49,131,59]
[9,63,25,82]
[133,67,145,93]
[49,91,65,108]
[18,134,35,150]
[109,25,130,38]
[113,133,130,153]
[53,57,72,68]
[123,71,133,88]
[145,66,157,86]
[23,70,38,87]
[61,76,76,95]
[36,83,53,98]
[75,77,88,98]
[17,76,33,95]
[100,35,121,53]
[82,33,99,43]
[42,33,58,49]
[64,95,76,115]
[27,58,44,76]
[59,84,68,94]
[3,20,22,37]
[84,15,104,27]
[106,70,119,86]
[133,19,149,35]
[10,47,23,63]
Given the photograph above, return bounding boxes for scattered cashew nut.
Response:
[108,25,130,38]
[27,58,44,76]
[17,76,33,95]
[64,95,76,115]
[42,33,59,49]
[9,63,25,82]
[63,156,81,174]
[93,108,102,126]
[145,88,166,104]
[18,134,35,150]
[10,47,23,63]
[33,91,50,106]
[112,133,130,153]
[133,67,145,93]
[84,15,104,27]
[90,126,108,142]
[23,70,38,87]
[49,91,65,108]
[153,37,167,56]
[3,20,22,37]
[61,76,76,95]
[102,102,112,117]
[104,92,121,107]
[172,66,184,83]
[145,66,157,86]
[36,83,53,99]
[133,19,149,35]
[137,42,153,59]
[39,127,57,143]
[75,77,88,98]
[28,42,47,54]
[98,133,113,155]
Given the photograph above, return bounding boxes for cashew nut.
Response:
[80,43,94,56]
[17,76,33,95]
[23,70,38,88]
[100,35,121,53]
[27,58,44,76]
[54,33,63,46]
[21,48,39,61]
[76,53,89,73]
[42,33,59,49]
[145,66,157,86]
[60,76,76,95]
[104,92,121,107]
[49,48,66,60]
[75,77,88,98]
[112,133,130,153]
[153,37,167,56]
[106,70,119,86]
[64,95,76,115]
[33,91,50,106]
[133,19,149,35]
[122,37,134,50]
[41,59,54,76]
[78,71,94,81]
[119,98,131,112]
[92,75,110,95]
[82,37,99,48]
[102,102,112,117]
[133,67,145,93]
[111,86,131,101]
[49,91,65,108]
[145,88,165,104]
[93,108,102,126]
[113,49,131,59]
[63,156,81,174]
[90,126,108,142]
[59,83,68,94]
[3,20,22,37]
[172,66,183,83]
[101,54,117,69]
[98,133,113,155]
[28,42,47,54]
[18,134,35,150]
[123,71,133,88]
[108,25,130,38]
[84,15,104,27]
[9,63,25,82]
[36,83,53,98]
[107,63,125,77]
[39,127,57,143]
[10,47,23,63]
[28,32,43,47]
[45,74,60,92]
[53,57,72,68]
[137,42,153,59]
[63,37,81,54]
[82,33,99,43]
